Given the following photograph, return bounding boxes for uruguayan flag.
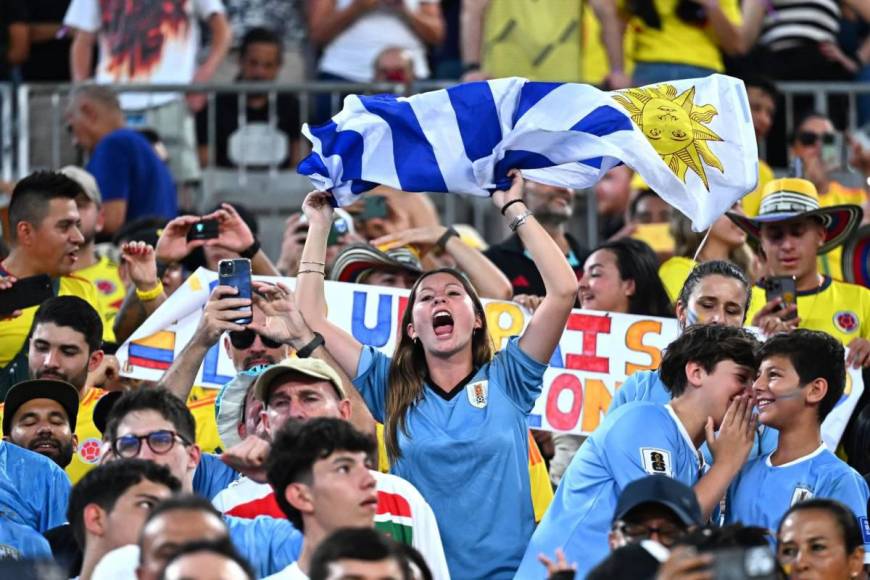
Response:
[298,75,758,231]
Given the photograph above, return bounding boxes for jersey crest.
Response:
[790,486,814,506]
[834,311,860,334]
[466,380,489,409]
[641,447,672,476]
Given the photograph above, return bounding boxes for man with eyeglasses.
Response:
[100,387,303,578]
[609,476,702,551]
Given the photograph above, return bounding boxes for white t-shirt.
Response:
[265,561,309,580]
[63,0,225,109]
[91,544,139,580]
[317,0,438,82]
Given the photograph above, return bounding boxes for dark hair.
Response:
[779,499,863,555]
[68,459,181,548]
[759,330,846,421]
[240,27,283,59]
[158,538,254,580]
[744,76,779,102]
[659,325,759,397]
[208,202,259,237]
[9,171,84,240]
[142,494,226,536]
[677,260,752,323]
[591,238,673,317]
[105,388,196,444]
[677,523,773,551]
[844,404,870,476]
[266,418,376,531]
[397,543,432,580]
[791,111,831,143]
[628,189,660,219]
[112,216,168,247]
[32,296,103,354]
[309,528,411,580]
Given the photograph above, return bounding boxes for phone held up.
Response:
[218,259,253,325]
[0,274,54,317]
[187,218,220,242]
[763,275,798,321]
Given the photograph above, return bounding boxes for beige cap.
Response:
[60,165,102,204]
[253,357,347,403]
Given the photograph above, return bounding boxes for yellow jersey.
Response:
[482,0,583,81]
[817,182,867,282]
[75,255,126,335]
[741,160,775,218]
[581,7,636,84]
[623,0,741,72]
[746,277,870,345]
[188,386,223,454]
[0,274,115,368]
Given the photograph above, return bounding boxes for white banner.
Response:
[116,268,862,445]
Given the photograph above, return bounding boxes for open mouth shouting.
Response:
[432,310,454,338]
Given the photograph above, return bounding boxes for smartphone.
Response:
[763,275,798,321]
[187,218,220,241]
[218,259,253,325]
[328,215,350,246]
[360,195,388,220]
[631,223,675,253]
[0,274,53,316]
[821,132,843,171]
[710,546,778,579]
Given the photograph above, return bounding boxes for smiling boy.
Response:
[725,329,870,562]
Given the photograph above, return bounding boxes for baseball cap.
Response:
[92,390,124,435]
[60,165,102,205]
[253,358,347,404]
[3,380,80,435]
[613,476,703,527]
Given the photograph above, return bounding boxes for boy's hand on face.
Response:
[705,394,757,472]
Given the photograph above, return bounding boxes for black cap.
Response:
[93,390,123,435]
[587,541,666,580]
[613,476,703,527]
[3,380,80,435]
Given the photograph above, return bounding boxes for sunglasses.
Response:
[796,131,836,147]
[112,429,190,459]
[229,329,283,350]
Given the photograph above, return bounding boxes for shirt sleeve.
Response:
[194,453,240,500]
[43,466,72,532]
[86,136,131,204]
[194,0,226,19]
[717,0,741,25]
[608,373,641,413]
[225,515,302,577]
[488,336,547,412]
[352,346,391,424]
[823,470,870,560]
[601,406,689,490]
[63,0,100,32]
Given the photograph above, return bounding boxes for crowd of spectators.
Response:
[2,1,870,580]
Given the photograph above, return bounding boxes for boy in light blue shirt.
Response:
[516,325,760,579]
[726,330,870,562]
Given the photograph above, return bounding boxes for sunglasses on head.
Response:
[796,131,836,147]
[228,329,283,350]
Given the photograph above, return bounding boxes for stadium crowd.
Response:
[3,1,870,579]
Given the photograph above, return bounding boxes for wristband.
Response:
[435,226,459,251]
[295,332,325,358]
[135,280,164,302]
[462,62,481,73]
[240,240,260,259]
[509,210,533,232]
[500,199,526,216]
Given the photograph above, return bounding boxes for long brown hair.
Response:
[384,268,494,461]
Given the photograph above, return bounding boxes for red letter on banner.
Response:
[546,373,583,431]
[564,313,612,373]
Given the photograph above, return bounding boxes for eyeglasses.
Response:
[796,131,836,147]
[616,522,685,547]
[229,329,283,350]
[112,429,191,459]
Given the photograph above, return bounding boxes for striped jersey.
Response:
[759,0,840,51]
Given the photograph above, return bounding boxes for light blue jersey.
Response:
[0,442,70,533]
[515,402,703,580]
[354,337,546,580]
[0,514,52,559]
[726,445,870,557]
[609,369,779,462]
[225,514,303,577]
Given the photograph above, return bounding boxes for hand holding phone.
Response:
[0,275,54,318]
[763,276,798,321]
[187,218,220,242]
[218,259,253,325]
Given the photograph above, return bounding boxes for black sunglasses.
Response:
[228,328,283,350]
[796,131,836,147]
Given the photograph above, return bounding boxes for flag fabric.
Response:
[298,75,758,231]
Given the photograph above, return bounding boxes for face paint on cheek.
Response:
[686,306,701,326]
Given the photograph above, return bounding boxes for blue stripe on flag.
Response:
[570,105,633,137]
[358,95,448,192]
[311,121,365,180]
[494,150,557,188]
[580,157,604,169]
[512,82,562,127]
[447,82,501,162]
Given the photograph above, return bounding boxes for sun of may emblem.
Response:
[613,84,724,190]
